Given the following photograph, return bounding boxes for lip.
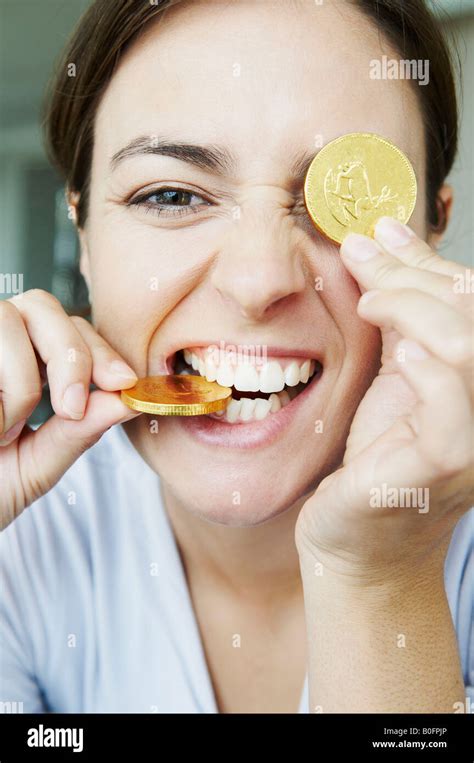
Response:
[176,365,323,449]
[164,342,325,374]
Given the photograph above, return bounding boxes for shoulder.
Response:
[445,508,473,616]
[444,508,474,705]
[0,424,146,559]
[0,424,168,712]
[0,423,163,621]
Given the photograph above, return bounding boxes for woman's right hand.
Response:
[0,289,141,531]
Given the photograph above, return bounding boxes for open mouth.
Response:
[172,347,323,424]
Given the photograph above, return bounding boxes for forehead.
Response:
[95,0,425,178]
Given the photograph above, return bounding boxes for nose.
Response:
[211,200,307,322]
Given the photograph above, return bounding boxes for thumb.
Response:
[20,389,141,499]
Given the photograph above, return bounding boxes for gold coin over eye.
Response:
[121,374,232,416]
[304,132,417,244]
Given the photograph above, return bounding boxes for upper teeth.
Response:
[182,349,315,393]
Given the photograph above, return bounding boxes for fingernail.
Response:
[62,382,87,419]
[341,233,380,261]
[375,216,414,246]
[359,289,380,306]
[109,360,137,380]
[0,418,26,445]
[398,339,429,361]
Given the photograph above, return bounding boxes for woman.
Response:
[0,0,472,713]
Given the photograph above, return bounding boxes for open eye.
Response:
[128,187,211,218]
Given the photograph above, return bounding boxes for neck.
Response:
[161,482,308,604]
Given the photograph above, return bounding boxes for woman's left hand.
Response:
[296,215,473,584]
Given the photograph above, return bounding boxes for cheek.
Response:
[320,255,381,383]
[84,218,216,362]
[342,313,382,405]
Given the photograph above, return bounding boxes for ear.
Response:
[426,184,454,250]
[78,228,92,299]
[66,188,92,301]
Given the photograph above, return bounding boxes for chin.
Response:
[159,465,319,528]
[131,415,347,528]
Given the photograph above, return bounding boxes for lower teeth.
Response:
[218,389,291,423]
[211,380,312,423]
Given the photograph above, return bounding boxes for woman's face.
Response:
[81,0,427,526]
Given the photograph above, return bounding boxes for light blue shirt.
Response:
[1,424,472,713]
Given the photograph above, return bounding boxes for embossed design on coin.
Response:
[324,161,398,226]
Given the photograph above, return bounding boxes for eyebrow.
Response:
[110,135,318,184]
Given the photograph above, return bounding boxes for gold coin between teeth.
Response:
[304,132,417,244]
[121,375,232,416]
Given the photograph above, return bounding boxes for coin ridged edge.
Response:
[120,389,231,416]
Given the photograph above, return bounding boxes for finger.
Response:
[394,340,472,477]
[340,232,458,305]
[0,301,42,436]
[373,216,461,278]
[70,316,137,390]
[333,344,472,501]
[0,419,31,447]
[17,390,142,504]
[10,290,92,421]
[357,288,472,368]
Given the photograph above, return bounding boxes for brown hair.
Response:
[43,0,459,232]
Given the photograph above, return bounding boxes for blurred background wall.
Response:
[1,0,473,308]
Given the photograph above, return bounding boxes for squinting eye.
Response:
[128,187,210,218]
